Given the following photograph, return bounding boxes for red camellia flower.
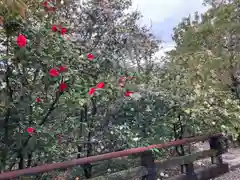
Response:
[60,27,67,35]
[87,53,94,60]
[88,87,95,95]
[49,68,59,77]
[42,0,48,7]
[27,127,35,134]
[127,76,135,80]
[58,65,67,72]
[119,82,125,87]
[57,134,62,143]
[51,25,58,32]
[59,82,67,92]
[119,76,125,81]
[125,91,134,97]
[96,82,104,89]
[35,97,41,103]
[16,34,27,48]
[47,6,57,12]
[119,76,126,87]
[0,16,3,26]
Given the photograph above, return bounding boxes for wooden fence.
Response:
[0,133,230,180]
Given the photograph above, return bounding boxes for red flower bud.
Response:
[125,91,134,97]
[87,53,94,60]
[60,27,67,35]
[58,65,67,72]
[88,87,95,95]
[27,127,35,134]
[35,97,41,103]
[59,82,67,92]
[96,82,104,89]
[51,25,58,32]
[16,34,27,48]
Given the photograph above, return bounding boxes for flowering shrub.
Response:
[0,0,159,178]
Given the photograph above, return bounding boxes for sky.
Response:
[130,0,209,54]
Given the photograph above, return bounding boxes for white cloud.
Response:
[129,0,210,57]
[153,42,175,61]
[131,0,208,24]
[131,0,182,22]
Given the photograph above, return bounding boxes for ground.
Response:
[159,142,240,179]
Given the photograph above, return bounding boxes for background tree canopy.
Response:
[0,0,240,179]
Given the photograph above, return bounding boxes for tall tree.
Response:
[0,0,159,178]
[160,0,240,141]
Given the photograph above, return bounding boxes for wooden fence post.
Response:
[184,162,198,179]
[209,136,226,165]
[141,151,157,180]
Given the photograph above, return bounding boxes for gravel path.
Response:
[167,143,240,180]
[214,168,240,180]
[214,148,240,180]
[195,143,240,180]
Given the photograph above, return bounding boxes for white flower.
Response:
[212,121,216,125]
[131,92,141,100]
[160,172,164,177]
[133,137,139,142]
[222,109,228,116]
[209,98,214,103]
[195,84,201,89]
[145,105,151,112]
[221,125,226,129]
[1,82,6,89]
[155,92,160,96]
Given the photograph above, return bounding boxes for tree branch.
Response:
[15,87,63,168]
[2,36,13,171]
[39,91,62,126]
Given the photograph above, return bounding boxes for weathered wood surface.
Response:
[88,150,217,180]
[89,166,148,180]
[215,168,240,180]
[156,150,217,169]
[168,164,229,180]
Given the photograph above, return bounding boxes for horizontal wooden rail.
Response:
[90,148,225,180]
[89,166,148,180]
[155,149,217,169]
[0,133,223,179]
[168,164,229,180]
[88,149,218,180]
